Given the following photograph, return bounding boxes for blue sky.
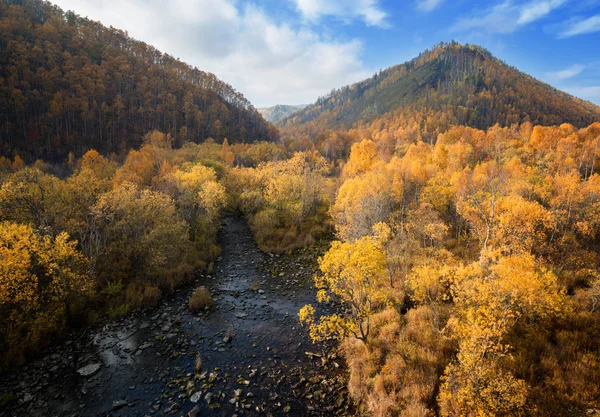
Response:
[52,0,600,107]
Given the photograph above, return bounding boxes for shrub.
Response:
[188,287,213,313]
[124,282,162,308]
[142,286,162,307]
[108,303,131,319]
[0,392,16,409]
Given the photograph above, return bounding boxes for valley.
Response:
[1,1,600,417]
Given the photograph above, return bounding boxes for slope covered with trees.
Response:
[0,0,278,161]
[280,42,599,141]
[299,122,600,417]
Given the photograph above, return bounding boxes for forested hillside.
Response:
[280,42,599,141]
[0,0,278,161]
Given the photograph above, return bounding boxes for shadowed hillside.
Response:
[0,0,278,161]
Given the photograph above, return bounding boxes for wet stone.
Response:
[188,405,201,417]
[112,399,128,410]
[77,363,101,377]
[189,391,202,403]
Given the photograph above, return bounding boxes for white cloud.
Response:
[517,0,565,24]
[559,14,600,37]
[51,0,372,107]
[291,0,388,27]
[564,85,600,103]
[545,64,586,81]
[453,0,567,33]
[416,0,445,12]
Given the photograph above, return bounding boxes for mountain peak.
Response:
[281,43,599,138]
[258,104,307,123]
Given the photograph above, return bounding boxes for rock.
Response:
[190,391,203,403]
[112,400,128,410]
[258,289,265,294]
[223,335,232,343]
[77,363,101,377]
[188,405,201,417]
[204,392,213,404]
[167,403,180,412]
[235,313,248,319]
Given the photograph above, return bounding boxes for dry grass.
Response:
[195,354,202,374]
[141,286,162,307]
[249,209,327,254]
[188,287,213,313]
[344,306,453,417]
[124,282,163,309]
[509,307,600,416]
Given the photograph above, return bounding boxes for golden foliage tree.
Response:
[439,253,566,416]
[300,236,388,342]
[0,222,92,361]
[91,182,192,284]
[343,139,378,178]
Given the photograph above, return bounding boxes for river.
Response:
[0,217,352,417]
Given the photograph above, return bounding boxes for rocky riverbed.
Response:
[0,217,353,417]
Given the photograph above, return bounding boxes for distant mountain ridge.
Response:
[258,104,306,123]
[280,42,600,138]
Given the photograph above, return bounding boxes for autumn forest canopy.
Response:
[1,0,600,416]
